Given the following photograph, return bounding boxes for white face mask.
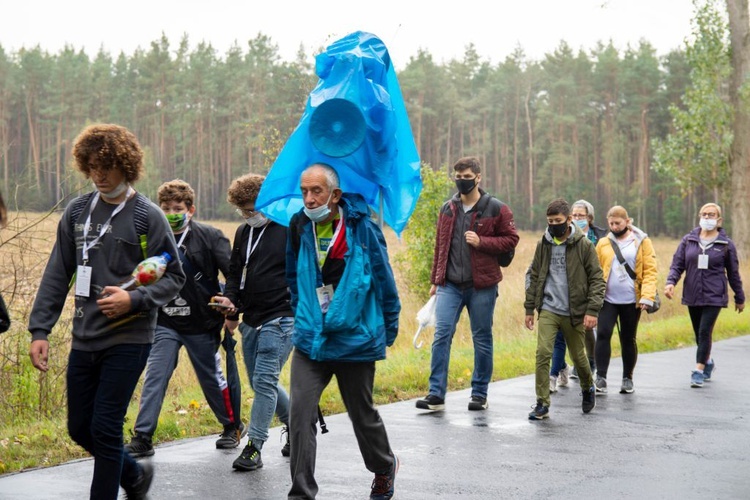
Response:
[245,212,268,228]
[699,218,718,231]
[303,192,333,223]
[99,181,129,200]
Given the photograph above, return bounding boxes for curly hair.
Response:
[227,173,265,207]
[72,124,144,183]
[157,179,195,208]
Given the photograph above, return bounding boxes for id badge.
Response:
[316,284,334,314]
[240,267,247,290]
[698,254,709,269]
[75,265,93,297]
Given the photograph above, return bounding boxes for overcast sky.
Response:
[1,0,697,69]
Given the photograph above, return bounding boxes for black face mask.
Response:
[611,227,629,238]
[548,221,568,238]
[455,178,477,195]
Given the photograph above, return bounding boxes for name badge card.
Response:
[316,284,334,314]
[75,265,93,297]
[698,254,709,269]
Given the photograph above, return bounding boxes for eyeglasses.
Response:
[700,212,719,219]
[235,207,257,217]
[571,214,588,220]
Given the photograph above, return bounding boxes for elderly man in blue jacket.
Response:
[286,163,400,500]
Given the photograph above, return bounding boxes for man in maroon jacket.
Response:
[416,156,519,412]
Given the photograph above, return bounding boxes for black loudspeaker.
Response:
[309,98,366,157]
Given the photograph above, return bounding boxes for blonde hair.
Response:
[227,173,265,206]
[606,205,629,220]
[699,202,723,228]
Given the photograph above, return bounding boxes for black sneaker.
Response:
[370,454,399,500]
[216,422,244,449]
[415,394,445,411]
[582,386,596,413]
[528,401,549,420]
[125,433,154,458]
[123,460,154,500]
[232,442,263,471]
[280,425,290,457]
[467,396,488,411]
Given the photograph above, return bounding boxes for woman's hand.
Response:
[664,284,675,300]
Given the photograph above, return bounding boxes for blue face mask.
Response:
[574,219,588,231]
[304,192,333,223]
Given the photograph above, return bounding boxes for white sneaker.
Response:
[549,375,558,393]
[558,365,570,387]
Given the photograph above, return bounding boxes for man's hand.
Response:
[664,284,675,300]
[97,286,132,319]
[29,339,49,372]
[464,230,480,248]
[583,314,598,330]
[210,295,237,316]
[224,319,239,333]
[429,284,437,297]
[525,315,535,331]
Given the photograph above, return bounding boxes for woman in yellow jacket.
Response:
[595,206,658,395]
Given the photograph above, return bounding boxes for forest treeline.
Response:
[0,33,712,234]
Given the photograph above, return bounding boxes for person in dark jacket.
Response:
[125,179,242,458]
[525,198,604,420]
[665,202,745,388]
[210,173,294,472]
[286,163,400,500]
[28,124,185,500]
[416,156,519,412]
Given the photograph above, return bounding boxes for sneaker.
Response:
[691,370,705,388]
[704,360,715,381]
[581,386,596,413]
[370,454,399,500]
[595,376,608,394]
[123,460,154,500]
[558,365,570,387]
[570,366,579,380]
[216,422,244,449]
[280,425,290,457]
[232,441,263,471]
[468,396,488,411]
[549,375,558,394]
[528,401,550,420]
[416,394,445,411]
[125,433,154,458]
[620,377,634,394]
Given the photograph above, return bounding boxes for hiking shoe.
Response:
[216,422,244,449]
[620,377,634,394]
[123,460,154,500]
[232,441,263,471]
[280,425,290,457]
[370,454,399,500]
[558,365,570,387]
[570,366,579,379]
[595,376,608,394]
[528,401,550,420]
[468,396,488,411]
[582,386,596,413]
[416,394,445,411]
[125,433,154,458]
[549,375,558,394]
[704,360,715,381]
[691,370,705,388]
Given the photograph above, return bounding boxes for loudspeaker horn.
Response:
[309,98,366,157]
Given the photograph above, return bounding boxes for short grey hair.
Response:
[304,163,340,191]
[572,199,595,223]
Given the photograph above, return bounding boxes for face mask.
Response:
[548,221,568,238]
[699,218,718,231]
[99,181,129,200]
[574,219,588,230]
[455,178,477,196]
[304,192,333,223]
[611,227,629,238]
[245,212,268,228]
[166,213,190,232]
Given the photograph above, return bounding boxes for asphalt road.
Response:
[2,336,749,499]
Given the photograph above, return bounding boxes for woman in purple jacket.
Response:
[664,203,745,388]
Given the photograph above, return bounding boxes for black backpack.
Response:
[472,194,515,268]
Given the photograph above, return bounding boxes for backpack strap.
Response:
[610,239,637,280]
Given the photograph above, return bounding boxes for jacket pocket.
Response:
[109,238,143,275]
[324,243,371,332]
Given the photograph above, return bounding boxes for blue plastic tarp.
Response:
[255,31,422,235]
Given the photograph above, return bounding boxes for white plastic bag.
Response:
[413,295,437,348]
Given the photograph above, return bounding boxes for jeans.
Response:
[688,305,722,365]
[288,349,393,500]
[240,316,294,447]
[428,282,497,399]
[67,343,151,500]
[134,325,233,437]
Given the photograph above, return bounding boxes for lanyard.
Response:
[81,187,134,263]
[244,224,269,267]
[176,226,190,248]
[313,206,343,267]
